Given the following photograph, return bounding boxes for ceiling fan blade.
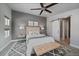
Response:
[40,3,44,7]
[30,8,41,10]
[45,9,52,13]
[40,10,43,15]
[45,3,58,8]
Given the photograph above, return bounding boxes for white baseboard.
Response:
[70,43,79,49]
[11,39,26,42]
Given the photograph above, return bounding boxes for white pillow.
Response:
[27,33,45,39]
[28,31,40,36]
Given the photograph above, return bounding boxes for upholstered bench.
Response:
[33,42,61,56]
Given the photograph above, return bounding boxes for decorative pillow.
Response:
[27,33,45,39]
[28,31,39,36]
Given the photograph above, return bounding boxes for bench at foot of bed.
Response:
[33,42,61,56]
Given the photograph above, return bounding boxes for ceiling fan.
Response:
[30,3,58,15]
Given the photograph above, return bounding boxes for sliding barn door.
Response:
[52,17,70,45]
[52,20,60,41]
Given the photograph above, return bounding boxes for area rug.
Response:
[32,47,69,56]
[7,40,26,56]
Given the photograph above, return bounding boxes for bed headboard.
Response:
[26,26,40,35]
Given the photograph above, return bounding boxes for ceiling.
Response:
[7,3,79,17]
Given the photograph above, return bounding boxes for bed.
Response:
[26,26,55,56]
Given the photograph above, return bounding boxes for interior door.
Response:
[60,17,70,45]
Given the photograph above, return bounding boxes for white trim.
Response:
[70,43,79,49]
[11,39,26,42]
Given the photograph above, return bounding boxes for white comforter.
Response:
[26,36,54,56]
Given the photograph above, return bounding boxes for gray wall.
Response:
[0,4,11,51]
[12,11,47,40]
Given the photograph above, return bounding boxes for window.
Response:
[4,16,10,26]
[4,16,10,38]
[34,22,38,26]
[28,21,33,26]
[28,21,38,26]
[5,30,10,38]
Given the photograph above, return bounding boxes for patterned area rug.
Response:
[32,46,79,56]
[31,47,67,56]
[13,40,26,55]
[8,49,22,56]
[7,40,26,56]
[42,48,67,56]
[6,40,79,56]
